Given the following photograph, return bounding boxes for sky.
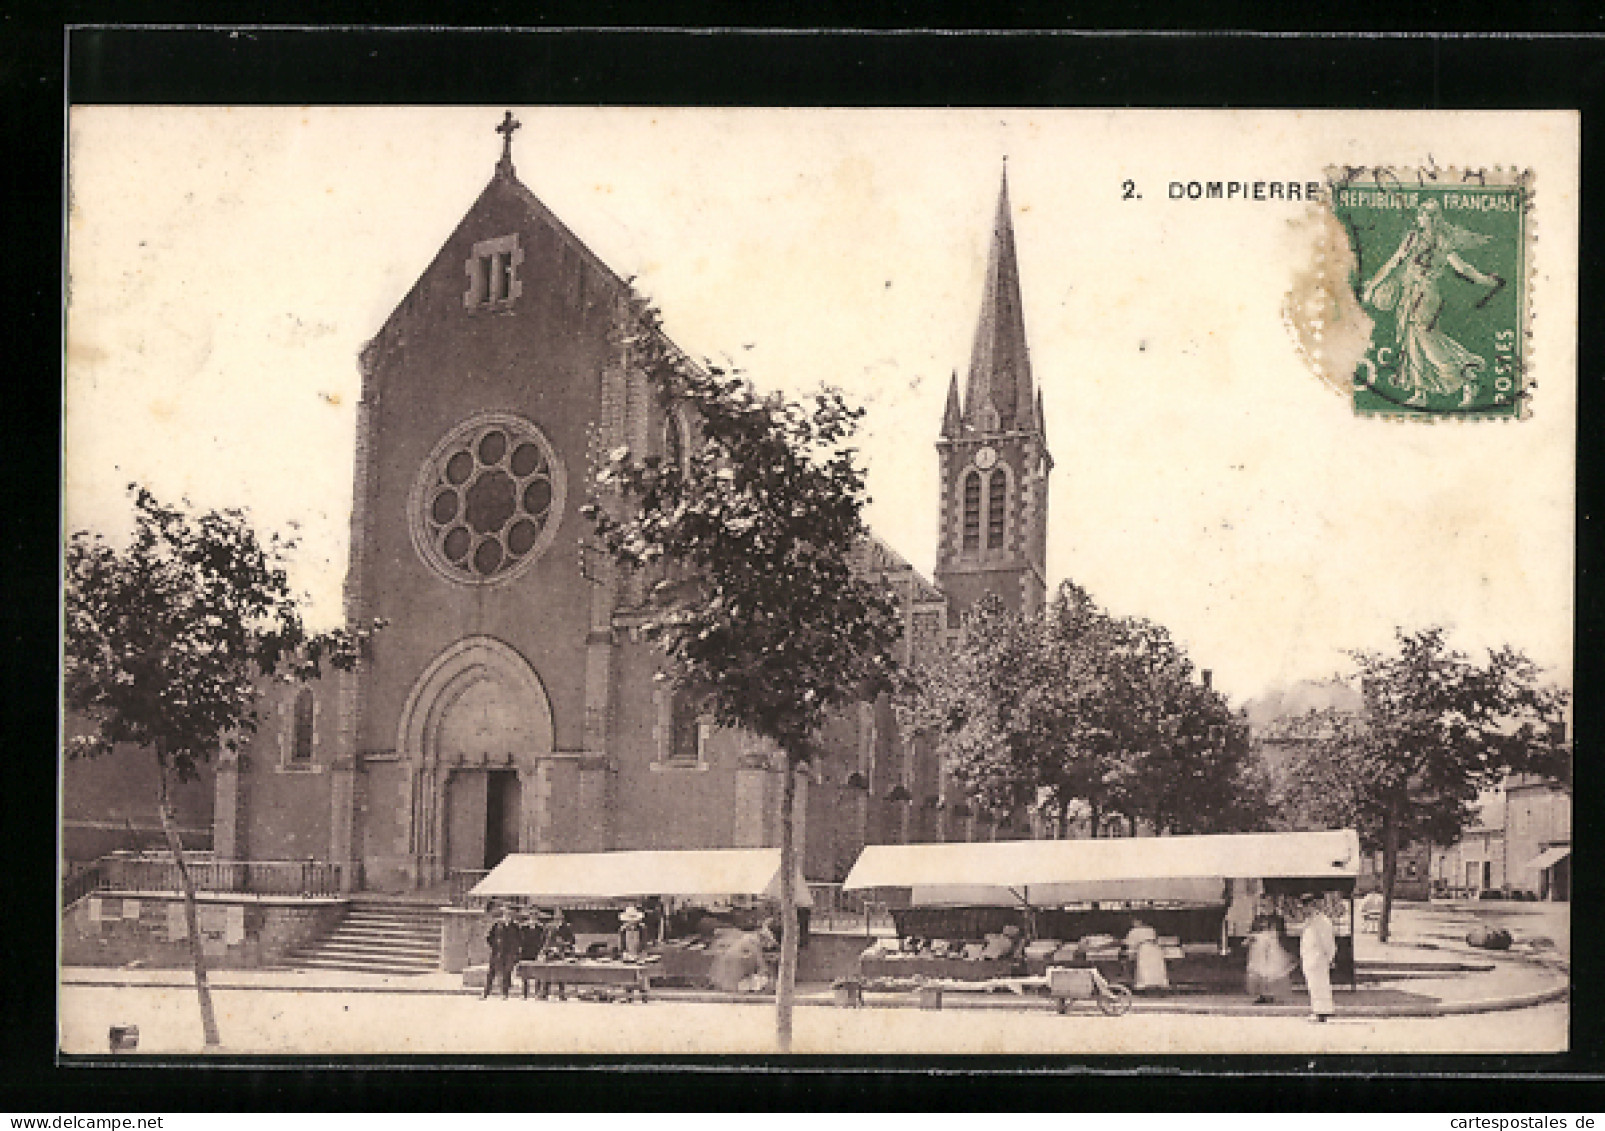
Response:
[64,108,1578,703]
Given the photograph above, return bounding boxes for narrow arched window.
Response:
[291,689,315,763]
[987,469,1007,549]
[663,411,685,474]
[962,471,982,551]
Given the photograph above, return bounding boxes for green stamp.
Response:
[1328,169,1530,419]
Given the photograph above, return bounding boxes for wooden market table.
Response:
[859,956,1017,982]
[516,959,655,1001]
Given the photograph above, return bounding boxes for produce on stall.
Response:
[842,829,1360,991]
[469,848,814,992]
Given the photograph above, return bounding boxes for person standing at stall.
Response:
[619,905,647,957]
[1124,918,1169,991]
[1245,909,1293,1004]
[1298,893,1338,1022]
[517,911,546,999]
[545,908,576,956]
[483,905,520,1000]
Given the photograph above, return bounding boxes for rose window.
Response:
[410,413,565,584]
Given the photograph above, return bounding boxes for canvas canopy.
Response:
[843,829,1359,907]
[469,848,814,907]
[1523,845,1570,873]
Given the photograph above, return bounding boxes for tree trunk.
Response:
[1379,806,1399,945]
[1089,802,1100,839]
[775,757,800,1053]
[156,757,221,1047]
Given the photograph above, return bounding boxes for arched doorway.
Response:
[397,636,554,887]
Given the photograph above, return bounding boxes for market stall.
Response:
[469,848,814,991]
[842,829,1360,991]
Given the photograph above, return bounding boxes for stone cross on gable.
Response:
[496,110,521,174]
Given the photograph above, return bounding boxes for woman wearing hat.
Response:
[1124,918,1169,992]
[1244,907,1293,1004]
[618,904,647,958]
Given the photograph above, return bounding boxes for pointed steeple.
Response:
[962,163,1036,434]
[940,371,963,438]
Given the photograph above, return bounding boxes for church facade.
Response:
[208,130,1053,893]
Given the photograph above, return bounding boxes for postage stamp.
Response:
[1323,167,1533,420]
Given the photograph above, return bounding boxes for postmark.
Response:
[1289,166,1533,420]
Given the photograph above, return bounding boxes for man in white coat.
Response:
[1298,893,1338,1022]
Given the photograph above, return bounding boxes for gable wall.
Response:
[356,179,623,761]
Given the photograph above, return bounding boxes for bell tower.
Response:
[935,165,1052,618]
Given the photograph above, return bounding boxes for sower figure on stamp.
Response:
[483,904,520,1000]
[1361,198,1506,407]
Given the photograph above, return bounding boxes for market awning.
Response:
[842,829,1359,906]
[909,877,1227,907]
[469,848,814,907]
[1524,845,1571,873]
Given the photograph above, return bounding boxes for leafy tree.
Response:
[584,305,901,1052]
[895,592,1046,819]
[904,580,1269,838]
[1116,676,1271,836]
[1276,627,1569,941]
[64,487,380,1047]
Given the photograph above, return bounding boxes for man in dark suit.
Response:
[518,910,547,999]
[482,905,520,1000]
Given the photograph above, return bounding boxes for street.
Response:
[59,900,1568,1056]
[60,983,1565,1056]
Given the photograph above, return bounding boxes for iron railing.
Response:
[807,882,895,934]
[62,862,105,908]
[449,869,491,905]
[98,855,347,897]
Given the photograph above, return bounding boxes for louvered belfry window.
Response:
[962,471,982,551]
[987,470,1006,549]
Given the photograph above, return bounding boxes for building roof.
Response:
[1524,845,1570,872]
[848,533,945,605]
[1467,791,1505,832]
[844,829,1361,902]
[1242,680,1364,735]
[471,848,814,905]
[959,167,1039,436]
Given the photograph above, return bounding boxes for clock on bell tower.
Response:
[934,166,1053,620]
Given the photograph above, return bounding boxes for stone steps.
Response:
[279,897,444,976]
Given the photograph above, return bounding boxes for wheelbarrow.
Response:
[1046,965,1133,1016]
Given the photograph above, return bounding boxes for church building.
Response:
[197,122,1055,893]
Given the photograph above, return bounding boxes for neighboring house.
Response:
[1433,792,1506,896]
[64,127,1051,891]
[1434,777,1570,901]
[1506,774,1571,901]
[1356,844,1432,901]
[1243,679,1364,785]
[1251,682,1571,903]
[1245,680,1439,898]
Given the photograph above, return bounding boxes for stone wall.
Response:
[60,724,214,865]
[440,906,487,974]
[61,893,347,969]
